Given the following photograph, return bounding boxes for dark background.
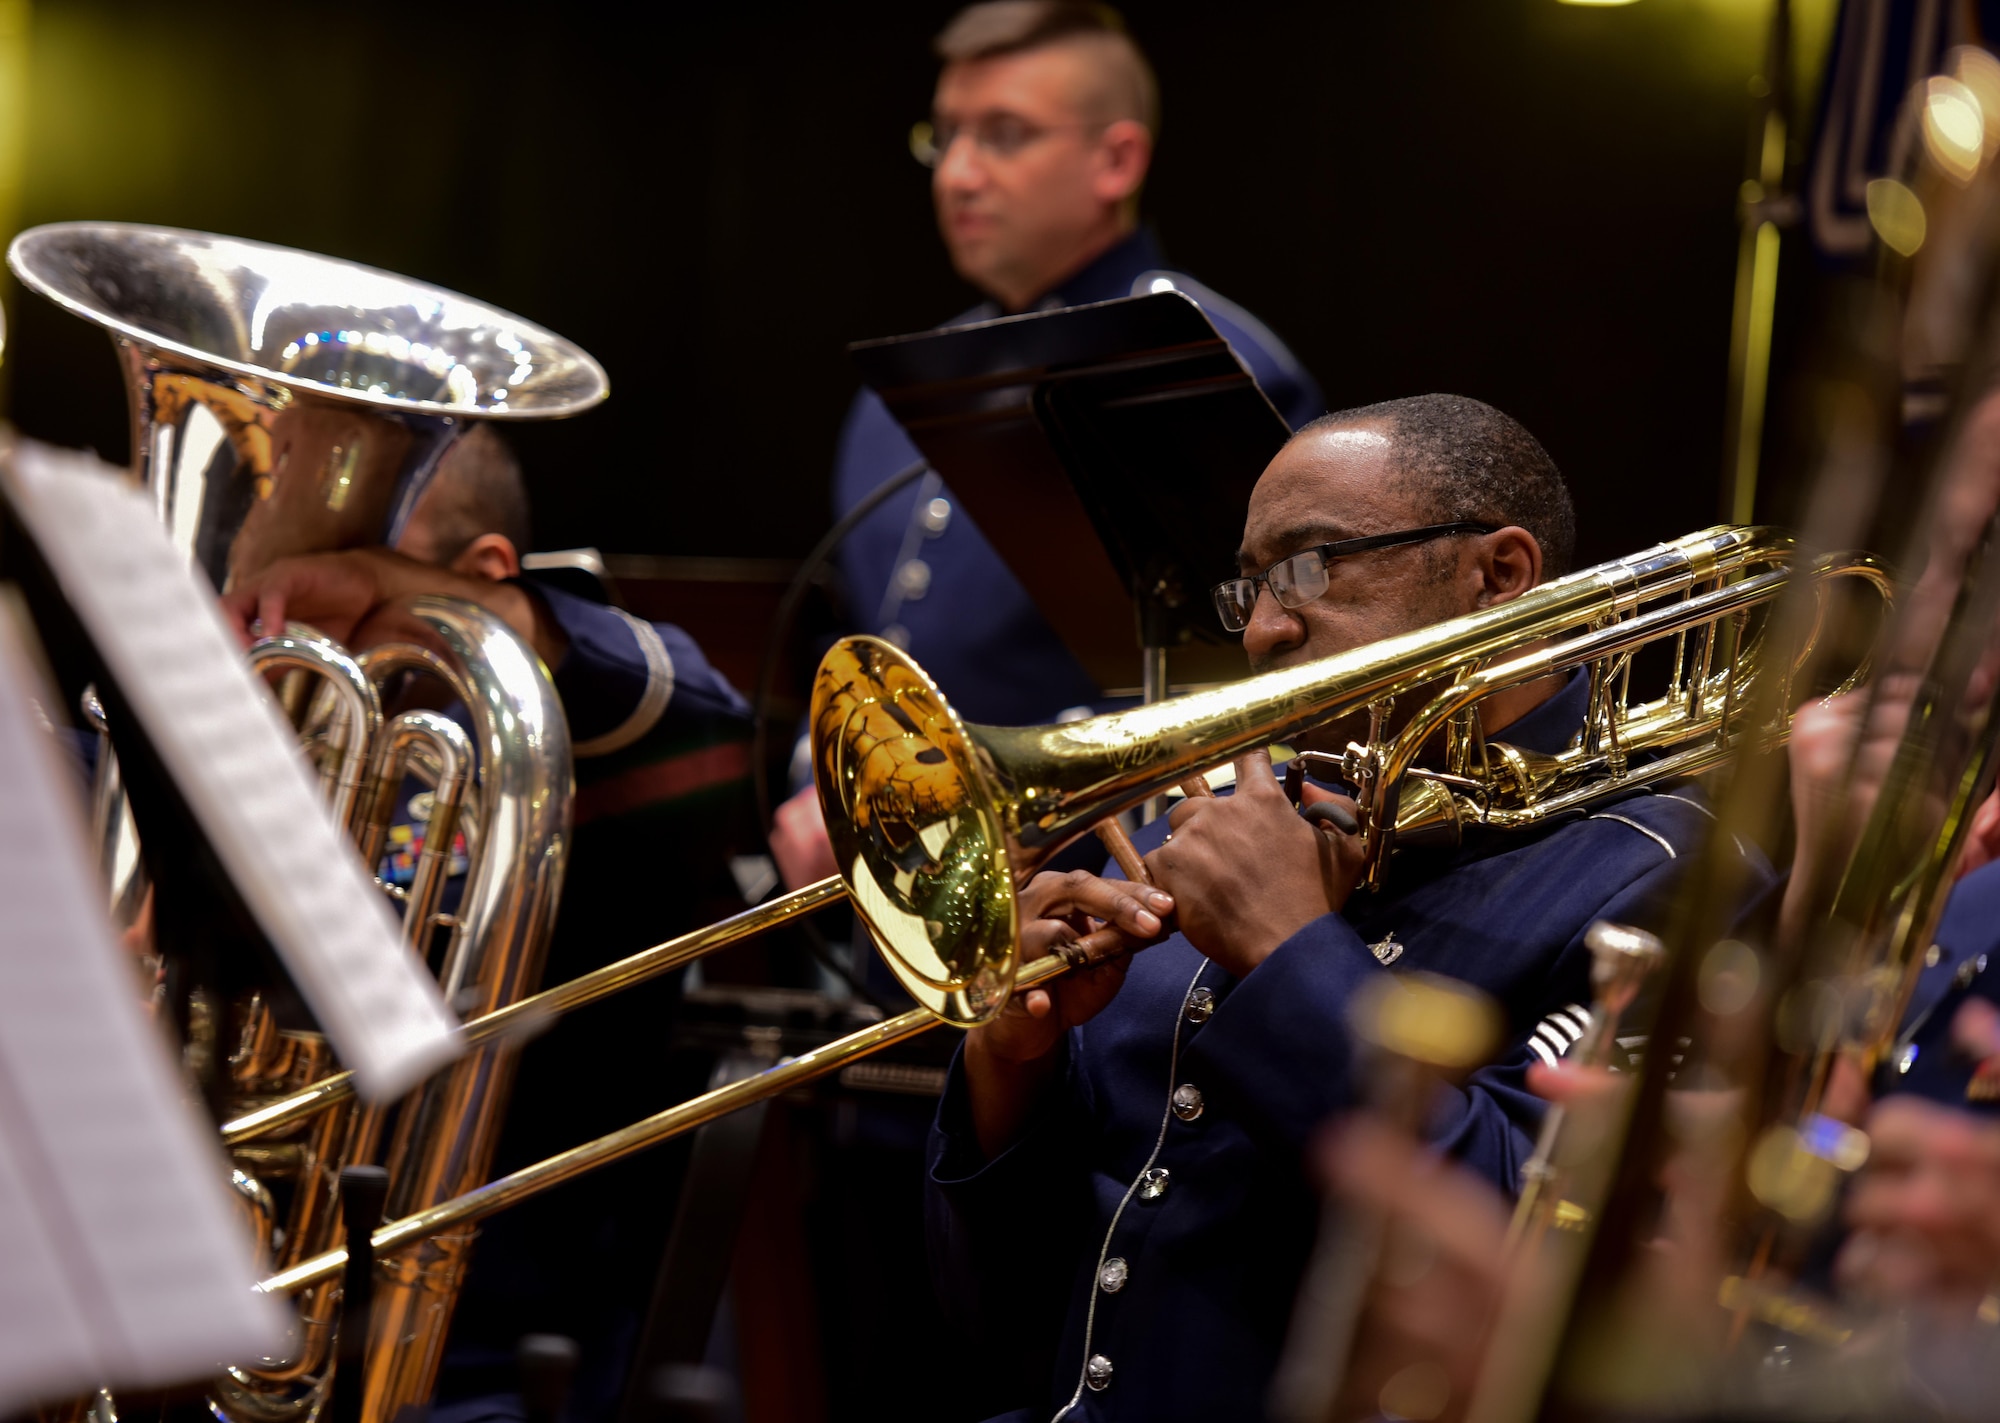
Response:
[0,0,1828,583]
[0,7,1852,1420]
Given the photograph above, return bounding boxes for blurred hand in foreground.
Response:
[1838,1089,2000,1318]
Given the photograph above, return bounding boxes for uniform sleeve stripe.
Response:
[1586,812,1676,859]
[572,609,675,758]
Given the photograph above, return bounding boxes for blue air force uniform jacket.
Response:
[924,676,1774,1423]
[1881,857,2000,1110]
[832,228,1324,728]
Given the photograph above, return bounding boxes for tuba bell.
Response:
[8,222,604,1423]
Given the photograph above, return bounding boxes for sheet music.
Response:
[1,444,461,1100]
[0,601,284,1412]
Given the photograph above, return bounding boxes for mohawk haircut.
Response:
[934,1,1159,133]
[1300,394,1577,576]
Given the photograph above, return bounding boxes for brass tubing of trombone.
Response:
[970,528,1790,863]
[1095,773,1213,882]
[220,874,848,1146]
[1095,822,1151,883]
[256,948,1078,1297]
[1377,558,1892,831]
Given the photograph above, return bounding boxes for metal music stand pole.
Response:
[332,1165,390,1423]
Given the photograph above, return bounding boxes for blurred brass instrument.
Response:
[1504,43,2000,1423]
[8,224,603,1423]
[237,524,1888,1313]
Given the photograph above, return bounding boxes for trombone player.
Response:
[926,394,1772,1422]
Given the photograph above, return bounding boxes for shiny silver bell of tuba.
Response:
[8,222,605,1423]
[9,222,606,587]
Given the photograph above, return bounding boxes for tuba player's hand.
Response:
[217,548,568,668]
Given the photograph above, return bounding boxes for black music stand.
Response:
[849,290,1293,696]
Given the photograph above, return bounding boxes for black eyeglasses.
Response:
[1211,522,1500,632]
[908,115,1103,168]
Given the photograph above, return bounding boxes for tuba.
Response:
[8,223,604,1423]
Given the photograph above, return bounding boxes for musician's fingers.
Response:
[1025,868,1169,936]
[256,588,289,642]
[1166,793,1209,831]
[1234,745,1282,796]
[1525,1061,1626,1111]
[1302,797,1361,836]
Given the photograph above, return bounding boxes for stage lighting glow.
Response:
[1865,178,1926,257]
[1923,75,1983,183]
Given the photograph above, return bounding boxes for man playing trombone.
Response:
[926,393,1770,1422]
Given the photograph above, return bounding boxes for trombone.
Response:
[244,523,1889,1297]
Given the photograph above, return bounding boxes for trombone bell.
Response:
[811,636,1019,1028]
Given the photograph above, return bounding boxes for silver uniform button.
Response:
[1185,986,1216,1023]
[1099,1256,1129,1293]
[921,496,952,534]
[1085,1354,1114,1391]
[1172,1084,1205,1121]
[1138,1167,1170,1201]
[896,558,932,600]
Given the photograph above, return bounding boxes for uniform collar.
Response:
[1031,225,1165,309]
[1486,669,1590,756]
[955,227,1167,323]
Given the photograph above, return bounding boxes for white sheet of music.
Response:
[0,603,284,1411]
[1,445,461,1100]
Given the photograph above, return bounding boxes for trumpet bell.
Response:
[7,222,608,589]
[811,635,1018,1027]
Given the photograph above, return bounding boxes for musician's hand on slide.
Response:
[1315,1115,1512,1423]
[976,870,1168,1064]
[1836,1094,2000,1317]
[962,869,1170,1159]
[1956,787,2000,881]
[770,785,838,890]
[217,549,567,667]
[1146,748,1365,979]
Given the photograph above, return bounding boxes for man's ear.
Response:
[1472,527,1542,608]
[451,533,521,583]
[1093,118,1152,207]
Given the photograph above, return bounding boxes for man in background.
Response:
[772,0,1324,885]
[223,426,761,1422]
